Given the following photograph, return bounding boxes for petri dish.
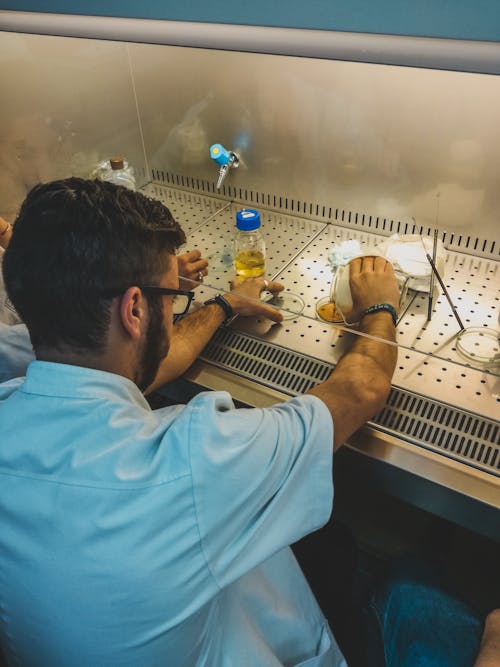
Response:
[261,290,305,320]
[456,327,500,368]
[315,296,345,323]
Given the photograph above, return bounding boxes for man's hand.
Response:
[177,249,209,290]
[146,276,284,393]
[349,256,400,320]
[226,276,285,324]
[0,215,12,250]
[307,254,398,449]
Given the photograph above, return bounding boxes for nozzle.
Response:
[210,143,239,189]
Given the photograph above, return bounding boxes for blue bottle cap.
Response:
[236,209,261,231]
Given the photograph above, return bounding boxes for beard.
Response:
[135,296,170,392]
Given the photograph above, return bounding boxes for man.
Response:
[1,178,399,666]
[0,213,210,382]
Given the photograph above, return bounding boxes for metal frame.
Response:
[1,11,500,74]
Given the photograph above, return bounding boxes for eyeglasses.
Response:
[99,284,194,317]
[137,285,194,317]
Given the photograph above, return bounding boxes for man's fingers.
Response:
[350,255,392,277]
[362,255,376,271]
[349,257,362,277]
[231,276,284,294]
[374,255,390,272]
[264,280,285,295]
[193,258,209,274]
[258,304,284,323]
[186,249,201,261]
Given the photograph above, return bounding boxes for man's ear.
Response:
[119,287,146,341]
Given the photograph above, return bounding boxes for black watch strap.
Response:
[203,294,235,324]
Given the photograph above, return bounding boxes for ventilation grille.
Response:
[201,328,332,395]
[200,328,500,477]
[150,171,498,260]
[375,390,499,473]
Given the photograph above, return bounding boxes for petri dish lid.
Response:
[261,290,305,320]
[456,327,500,368]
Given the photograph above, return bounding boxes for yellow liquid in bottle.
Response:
[234,250,265,277]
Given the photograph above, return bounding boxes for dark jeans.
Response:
[365,559,483,667]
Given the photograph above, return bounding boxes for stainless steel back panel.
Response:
[1,31,499,258]
[0,32,148,220]
[130,41,500,253]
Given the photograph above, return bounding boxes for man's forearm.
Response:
[307,311,397,449]
[339,310,398,386]
[145,303,225,394]
[145,279,284,395]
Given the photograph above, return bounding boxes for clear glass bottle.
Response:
[234,209,266,278]
[93,156,136,190]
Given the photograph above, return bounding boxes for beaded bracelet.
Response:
[360,303,398,326]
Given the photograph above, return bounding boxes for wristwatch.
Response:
[203,294,235,324]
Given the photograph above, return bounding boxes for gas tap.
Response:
[210,144,239,190]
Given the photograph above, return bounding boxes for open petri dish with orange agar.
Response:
[315,296,345,323]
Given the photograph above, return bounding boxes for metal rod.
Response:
[427,229,438,321]
[421,242,465,331]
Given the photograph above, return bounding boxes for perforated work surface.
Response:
[143,184,499,471]
[186,202,326,291]
[152,170,499,260]
[203,328,500,477]
[142,183,229,236]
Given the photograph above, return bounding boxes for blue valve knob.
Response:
[210,143,232,166]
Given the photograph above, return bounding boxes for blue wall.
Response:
[2,0,500,42]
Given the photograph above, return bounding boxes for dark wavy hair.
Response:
[3,178,186,352]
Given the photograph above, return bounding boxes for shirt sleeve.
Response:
[0,322,34,383]
[186,391,334,588]
[0,249,23,326]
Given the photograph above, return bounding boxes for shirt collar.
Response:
[21,360,150,408]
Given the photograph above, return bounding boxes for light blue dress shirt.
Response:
[0,322,33,382]
[0,361,345,666]
[0,248,34,382]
